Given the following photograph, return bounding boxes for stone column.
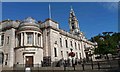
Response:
[0,34,1,46]
[36,33,38,46]
[24,32,27,46]
[40,34,43,47]
[80,42,83,59]
[33,32,35,46]
[15,35,17,47]
[81,42,86,59]
[21,32,23,46]
[9,28,15,67]
[37,34,40,46]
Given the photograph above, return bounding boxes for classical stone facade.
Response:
[0,8,96,67]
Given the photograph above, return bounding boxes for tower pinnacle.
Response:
[69,6,80,35]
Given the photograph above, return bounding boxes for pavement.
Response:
[0,65,2,72]
[1,67,120,72]
[1,69,120,72]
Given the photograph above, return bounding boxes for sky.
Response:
[2,2,118,39]
[0,2,2,21]
[1,0,120,2]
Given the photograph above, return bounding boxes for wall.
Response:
[15,48,43,65]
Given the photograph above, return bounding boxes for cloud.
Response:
[100,2,118,12]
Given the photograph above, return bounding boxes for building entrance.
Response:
[26,56,33,67]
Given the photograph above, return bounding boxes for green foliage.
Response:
[91,32,120,55]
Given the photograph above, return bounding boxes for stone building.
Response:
[0,8,96,67]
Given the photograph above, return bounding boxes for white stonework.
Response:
[0,8,96,68]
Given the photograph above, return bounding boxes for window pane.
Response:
[60,38,62,47]
[1,34,4,46]
[27,32,33,44]
[65,40,68,48]
[38,34,40,45]
[54,48,57,57]
[7,36,9,44]
[18,34,21,46]
[70,41,73,47]
[75,42,77,49]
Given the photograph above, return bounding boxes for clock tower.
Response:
[69,7,80,35]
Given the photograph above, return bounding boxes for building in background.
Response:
[0,7,96,67]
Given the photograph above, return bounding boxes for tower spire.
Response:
[49,4,52,19]
[70,6,75,17]
[69,6,80,34]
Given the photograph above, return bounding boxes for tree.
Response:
[91,32,120,56]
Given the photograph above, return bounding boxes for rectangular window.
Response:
[60,38,62,47]
[54,48,57,57]
[66,51,68,58]
[84,45,86,49]
[27,32,33,44]
[65,40,68,48]
[61,51,63,57]
[79,53,81,59]
[78,44,80,50]
[76,52,78,58]
[23,33,24,46]
[72,24,75,29]
[1,34,4,46]
[75,42,77,49]
[70,41,73,47]
[18,34,21,46]
[7,36,9,44]
[6,53,8,61]
[38,34,41,45]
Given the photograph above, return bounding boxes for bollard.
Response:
[82,63,85,71]
[97,62,100,70]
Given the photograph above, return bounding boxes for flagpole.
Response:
[49,4,51,19]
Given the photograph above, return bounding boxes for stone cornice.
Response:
[14,46,43,50]
[42,26,95,45]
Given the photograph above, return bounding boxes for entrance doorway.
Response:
[26,56,33,67]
